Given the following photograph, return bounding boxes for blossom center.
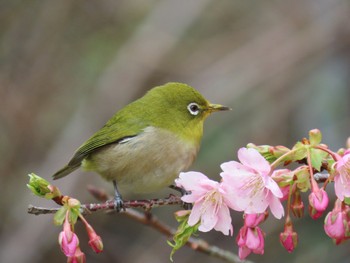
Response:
[240,173,265,198]
[200,189,222,214]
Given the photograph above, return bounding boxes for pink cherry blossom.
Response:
[324,199,349,244]
[308,188,329,219]
[334,151,350,201]
[324,211,347,243]
[220,148,284,219]
[175,172,234,235]
[58,218,79,257]
[237,225,265,260]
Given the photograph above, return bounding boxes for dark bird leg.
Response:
[113,180,124,212]
[169,184,192,210]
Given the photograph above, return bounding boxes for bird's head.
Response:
[142,82,230,144]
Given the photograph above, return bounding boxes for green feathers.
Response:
[52,82,229,192]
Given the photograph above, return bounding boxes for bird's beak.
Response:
[207,103,231,113]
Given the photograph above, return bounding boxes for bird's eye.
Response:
[187,102,200,116]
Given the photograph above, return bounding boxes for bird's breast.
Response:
[82,126,199,193]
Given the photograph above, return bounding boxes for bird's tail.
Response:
[52,164,79,180]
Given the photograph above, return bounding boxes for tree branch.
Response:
[27,186,249,263]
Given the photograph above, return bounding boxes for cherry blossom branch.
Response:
[27,195,183,215]
[27,185,249,263]
[27,205,249,263]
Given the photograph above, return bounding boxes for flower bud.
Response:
[58,231,79,257]
[309,129,322,145]
[324,199,349,244]
[27,173,60,199]
[308,188,329,219]
[237,226,265,260]
[280,228,298,253]
[88,235,104,254]
[324,210,347,244]
[80,215,104,253]
[244,213,268,228]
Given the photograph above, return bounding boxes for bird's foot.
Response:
[110,195,125,212]
[112,180,125,212]
[182,201,193,210]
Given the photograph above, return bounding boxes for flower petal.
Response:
[238,246,251,260]
[220,160,249,173]
[198,202,218,232]
[268,194,284,219]
[334,174,350,201]
[188,202,202,226]
[243,192,269,214]
[263,176,283,198]
[220,183,242,211]
[176,171,212,192]
[213,203,233,236]
[245,228,261,250]
[237,148,271,175]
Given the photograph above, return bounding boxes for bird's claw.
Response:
[169,184,192,210]
[182,202,193,210]
[113,195,125,212]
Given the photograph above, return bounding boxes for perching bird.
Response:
[52,82,230,210]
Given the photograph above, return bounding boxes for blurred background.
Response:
[1,0,350,262]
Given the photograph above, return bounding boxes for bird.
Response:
[52,82,230,210]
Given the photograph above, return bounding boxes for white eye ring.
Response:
[187,102,200,116]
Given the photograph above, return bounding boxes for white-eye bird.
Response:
[52,82,230,210]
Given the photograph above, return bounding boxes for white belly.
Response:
[82,126,198,193]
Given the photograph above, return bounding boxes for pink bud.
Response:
[237,226,264,260]
[244,213,267,228]
[324,211,347,242]
[280,231,298,253]
[67,247,86,263]
[279,220,298,253]
[308,188,329,219]
[88,235,103,253]
[324,200,349,244]
[58,214,79,257]
[80,215,104,253]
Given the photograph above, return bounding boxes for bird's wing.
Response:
[68,116,147,167]
[52,114,148,180]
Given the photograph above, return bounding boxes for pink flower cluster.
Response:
[59,212,86,263]
[175,145,350,260]
[237,213,267,259]
[58,205,103,263]
[176,147,286,259]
